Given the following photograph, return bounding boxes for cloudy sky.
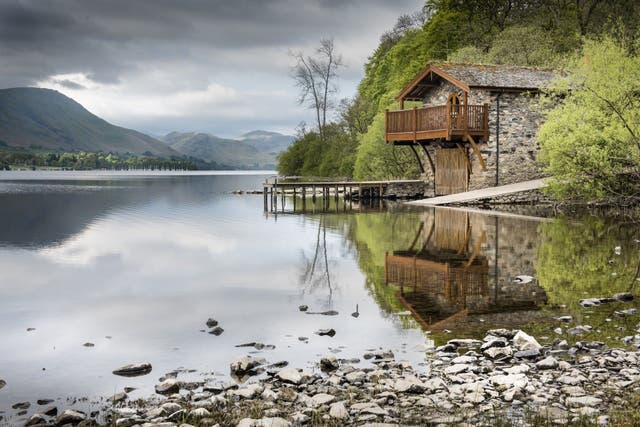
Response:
[0,0,423,138]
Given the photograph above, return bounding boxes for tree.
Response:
[538,37,640,201]
[291,38,343,142]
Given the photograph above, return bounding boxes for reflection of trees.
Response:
[299,217,334,305]
[537,217,640,307]
[536,216,640,341]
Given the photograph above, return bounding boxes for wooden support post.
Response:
[456,143,473,174]
[385,109,389,143]
[312,185,316,202]
[413,106,417,143]
[445,99,452,141]
[263,186,268,212]
[302,187,306,212]
[465,133,488,172]
[463,91,469,136]
[334,185,338,201]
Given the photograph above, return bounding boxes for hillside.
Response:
[164,131,292,169]
[0,87,177,157]
[237,130,294,155]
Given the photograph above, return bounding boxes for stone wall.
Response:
[418,82,547,194]
[384,181,429,199]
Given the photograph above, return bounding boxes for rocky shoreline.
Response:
[12,327,640,427]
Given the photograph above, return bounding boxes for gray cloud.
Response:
[0,0,423,136]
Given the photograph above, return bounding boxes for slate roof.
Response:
[397,62,563,101]
[434,63,560,89]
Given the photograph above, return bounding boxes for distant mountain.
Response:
[237,130,294,155]
[163,130,294,169]
[0,87,177,157]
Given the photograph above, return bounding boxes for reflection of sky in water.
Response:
[0,172,428,413]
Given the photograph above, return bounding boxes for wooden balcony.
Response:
[385,104,489,144]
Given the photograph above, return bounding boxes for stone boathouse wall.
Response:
[419,80,546,196]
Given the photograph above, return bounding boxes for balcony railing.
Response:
[385,103,489,143]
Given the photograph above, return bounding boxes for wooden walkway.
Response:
[409,179,547,206]
[262,178,422,213]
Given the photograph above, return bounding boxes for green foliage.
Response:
[538,37,640,200]
[277,123,358,177]
[353,111,420,180]
[0,149,198,171]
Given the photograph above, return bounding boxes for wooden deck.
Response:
[262,178,423,213]
[385,104,489,144]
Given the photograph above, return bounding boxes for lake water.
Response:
[1,171,639,423]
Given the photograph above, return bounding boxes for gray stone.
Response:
[25,414,47,426]
[0,379,5,390]
[155,379,180,395]
[536,356,558,370]
[329,401,349,419]
[566,396,603,407]
[514,348,540,359]
[12,401,30,410]
[206,318,219,327]
[56,409,86,425]
[298,305,308,312]
[277,368,309,385]
[230,356,265,375]
[394,377,426,393]
[112,363,152,377]
[484,346,513,359]
[481,337,507,351]
[315,328,336,337]
[311,393,335,406]
[320,355,338,371]
[614,292,634,301]
[512,330,541,351]
[208,326,224,336]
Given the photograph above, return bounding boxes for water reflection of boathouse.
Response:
[385,209,548,330]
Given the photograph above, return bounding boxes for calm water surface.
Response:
[1,171,639,423]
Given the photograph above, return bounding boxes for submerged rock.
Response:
[298,305,308,312]
[0,379,5,390]
[206,318,219,328]
[12,402,30,410]
[320,355,339,372]
[208,326,224,336]
[112,363,152,377]
[316,328,336,337]
[306,310,339,316]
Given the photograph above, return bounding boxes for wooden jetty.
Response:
[262,177,423,213]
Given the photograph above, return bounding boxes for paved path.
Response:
[409,179,547,206]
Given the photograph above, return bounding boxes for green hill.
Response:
[237,130,294,155]
[163,131,292,169]
[0,87,178,157]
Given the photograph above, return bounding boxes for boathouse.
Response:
[385,63,560,196]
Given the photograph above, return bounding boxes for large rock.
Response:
[277,368,309,385]
[329,401,349,419]
[56,409,86,425]
[0,379,5,390]
[155,379,180,395]
[311,393,335,406]
[230,356,266,376]
[536,356,559,370]
[112,363,152,377]
[394,377,426,393]
[320,355,339,372]
[512,330,541,351]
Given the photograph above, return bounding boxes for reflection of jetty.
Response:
[262,177,425,213]
[385,209,547,331]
